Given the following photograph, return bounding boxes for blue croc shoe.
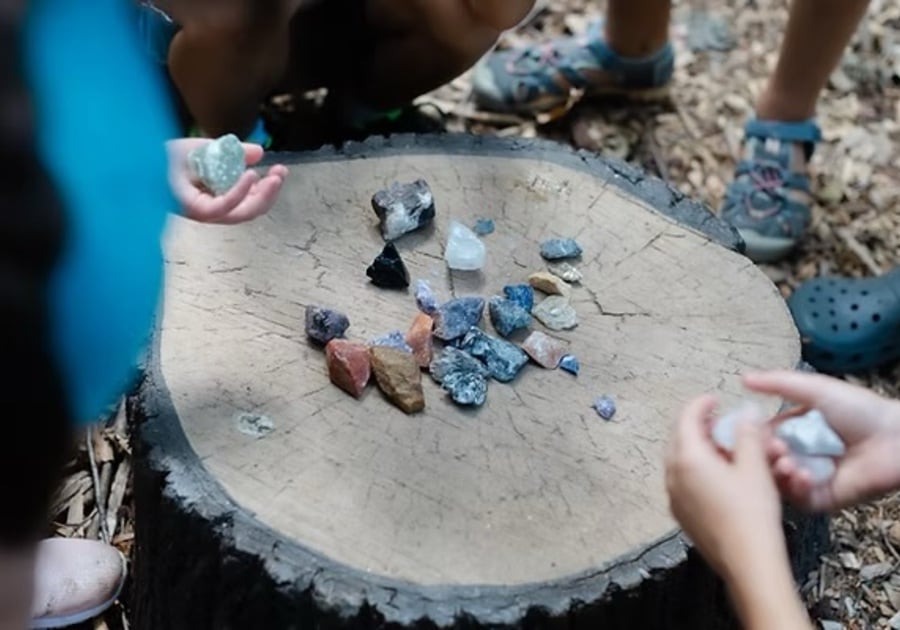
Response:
[472,19,673,115]
[721,118,821,263]
[787,266,900,373]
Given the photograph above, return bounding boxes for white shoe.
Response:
[30,538,126,629]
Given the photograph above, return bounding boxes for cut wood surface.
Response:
[133,135,815,629]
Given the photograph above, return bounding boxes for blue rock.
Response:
[472,217,495,236]
[488,296,531,337]
[433,296,485,340]
[503,283,535,313]
[429,346,489,383]
[370,330,412,353]
[559,354,580,375]
[540,238,583,260]
[305,305,350,345]
[458,327,528,383]
[593,395,617,420]
[442,371,488,406]
[414,279,439,314]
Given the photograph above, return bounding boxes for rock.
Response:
[414,279,439,314]
[532,296,578,330]
[441,370,488,406]
[445,220,486,271]
[371,179,435,241]
[528,271,571,297]
[488,296,531,337]
[367,242,410,289]
[405,312,434,369]
[540,238,583,260]
[472,217,495,236]
[775,409,846,457]
[305,305,350,344]
[521,331,567,368]
[559,354,580,375]
[370,330,412,353]
[503,283,535,312]
[711,403,766,451]
[325,339,371,398]
[593,395,616,420]
[458,327,528,383]
[548,262,583,283]
[792,455,836,485]
[186,134,246,195]
[369,346,425,414]
[889,613,900,630]
[433,296,485,340]
[429,346,488,383]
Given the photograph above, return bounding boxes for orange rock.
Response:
[325,339,371,398]
[405,312,434,369]
[369,346,425,414]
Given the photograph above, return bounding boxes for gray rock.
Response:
[187,134,247,195]
[458,327,528,383]
[372,179,435,241]
[433,296,485,340]
[540,238,583,260]
[532,296,578,330]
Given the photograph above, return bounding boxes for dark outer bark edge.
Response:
[135,134,824,627]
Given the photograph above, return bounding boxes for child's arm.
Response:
[665,396,813,630]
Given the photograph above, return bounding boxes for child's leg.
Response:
[755,0,870,121]
[720,0,870,262]
[605,0,670,58]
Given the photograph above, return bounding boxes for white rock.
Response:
[445,220,486,271]
[711,402,765,451]
[775,409,846,457]
[793,454,836,485]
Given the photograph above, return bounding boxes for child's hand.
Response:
[166,138,288,224]
[745,371,900,512]
[665,395,787,579]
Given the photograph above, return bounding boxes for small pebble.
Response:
[548,262,583,283]
[559,355,580,375]
[472,217,495,236]
[532,295,578,331]
[540,238,583,260]
[521,331,567,369]
[528,271,570,297]
[414,279,439,314]
[305,306,350,345]
[593,395,616,420]
[445,220,486,271]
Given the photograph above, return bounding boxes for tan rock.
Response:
[369,346,425,414]
[528,271,571,297]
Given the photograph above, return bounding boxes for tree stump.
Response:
[132,135,827,629]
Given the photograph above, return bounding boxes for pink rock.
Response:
[521,331,567,369]
[405,312,434,369]
[326,339,371,398]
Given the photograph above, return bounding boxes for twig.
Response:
[106,460,131,539]
[86,427,111,543]
[836,227,883,276]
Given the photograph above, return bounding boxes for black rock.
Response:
[367,243,410,289]
[371,179,436,241]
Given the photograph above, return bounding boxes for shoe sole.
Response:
[31,552,127,629]
[737,229,797,263]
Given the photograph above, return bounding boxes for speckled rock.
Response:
[371,179,435,241]
[187,134,246,195]
[503,283,535,312]
[432,296,485,340]
[488,296,531,337]
[458,327,528,383]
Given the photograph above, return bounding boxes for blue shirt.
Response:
[23,0,177,423]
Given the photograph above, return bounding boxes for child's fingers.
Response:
[733,422,769,474]
[215,174,283,225]
[741,371,832,407]
[241,143,265,166]
[673,395,718,455]
[187,170,260,221]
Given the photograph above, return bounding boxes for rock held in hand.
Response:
[405,312,434,369]
[488,296,531,337]
[532,296,578,330]
[367,243,410,289]
[186,134,247,195]
[305,306,350,344]
[445,220,486,271]
[371,179,436,241]
[325,340,371,398]
[369,346,425,414]
[522,331,567,368]
[433,296,485,340]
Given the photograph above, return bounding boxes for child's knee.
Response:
[464,0,537,31]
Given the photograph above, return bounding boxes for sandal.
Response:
[787,266,900,373]
[720,118,820,263]
[471,19,674,115]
